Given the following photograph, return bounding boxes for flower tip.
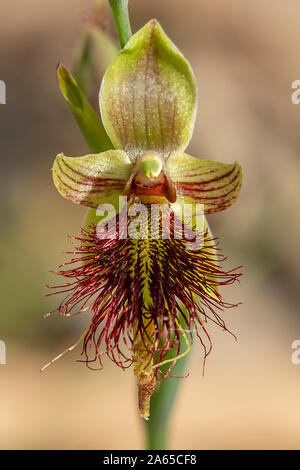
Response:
[56,63,71,81]
[56,64,70,80]
[128,18,161,42]
[138,380,157,421]
[148,18,159,28]
[56,65,84,110]
[52,153,63,174]
[55,152,64,161]
[143,18,164,37]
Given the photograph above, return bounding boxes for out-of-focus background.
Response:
[1,0,300,450]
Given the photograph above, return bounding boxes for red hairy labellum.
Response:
[46,203,241,388]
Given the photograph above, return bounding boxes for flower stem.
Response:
[145,313,191,450]
[145,352,189,450]
[108,0,132,48]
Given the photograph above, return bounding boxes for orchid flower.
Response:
[47,19,242,420]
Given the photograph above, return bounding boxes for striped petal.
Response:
[99,20,196,158]
[52,150,133,208]
[166,152,242,214]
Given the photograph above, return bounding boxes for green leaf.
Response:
[73,26,119,102]
[57,64,113,153]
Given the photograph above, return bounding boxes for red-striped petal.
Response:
[52,150,133,208]
[166,152,242,214]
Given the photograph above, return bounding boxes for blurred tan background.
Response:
[1,0,300,449]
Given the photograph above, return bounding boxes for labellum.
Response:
[46,20,242,420]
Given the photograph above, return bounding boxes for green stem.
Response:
[108,0,132,48]
[145,313,191,450]
[145,353,189,450]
